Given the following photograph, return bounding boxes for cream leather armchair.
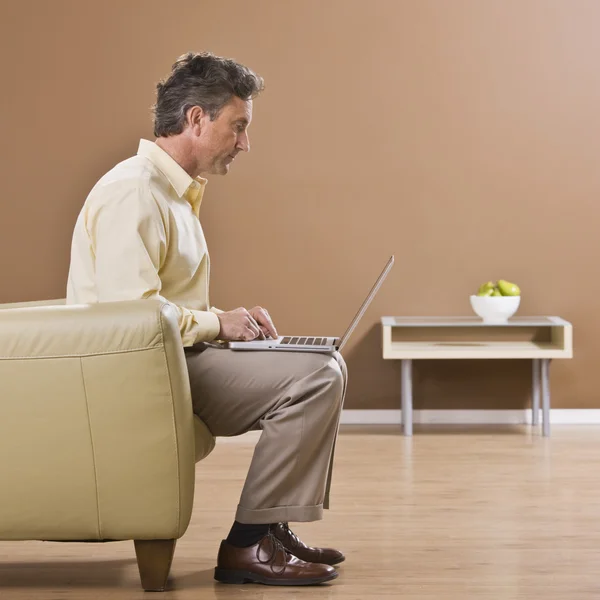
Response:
[0,298,215,591]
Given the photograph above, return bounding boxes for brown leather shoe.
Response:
[214,532,338,586]
[272,522,346,566]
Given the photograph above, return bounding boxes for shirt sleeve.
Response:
[88,183,221,346]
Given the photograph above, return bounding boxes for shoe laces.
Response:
[276,521,302,550]
[257,532,288,575]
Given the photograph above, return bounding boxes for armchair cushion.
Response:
[0,298,215,542]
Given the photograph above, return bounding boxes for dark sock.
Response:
[226,521,271,548]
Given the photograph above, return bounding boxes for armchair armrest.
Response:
[0,299,199,542]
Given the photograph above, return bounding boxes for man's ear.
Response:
[186,105,207,136]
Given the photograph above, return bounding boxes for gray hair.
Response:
[152,51,264,137]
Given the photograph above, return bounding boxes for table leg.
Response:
[532,359,540,426]
[541,359,551,437]
[401,359,413,436]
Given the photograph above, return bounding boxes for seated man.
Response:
[66,51,347,586]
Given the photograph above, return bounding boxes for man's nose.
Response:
[237,132,250,152]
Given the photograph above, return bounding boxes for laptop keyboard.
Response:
[280,336,329,346]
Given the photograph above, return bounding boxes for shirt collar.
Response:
[137,139,207,213]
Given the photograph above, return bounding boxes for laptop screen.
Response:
[338,255,394,352]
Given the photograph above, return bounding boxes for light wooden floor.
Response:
[1,424,600,599]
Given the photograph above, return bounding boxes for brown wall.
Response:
[1,0,598,410]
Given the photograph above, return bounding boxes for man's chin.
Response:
[211,163,230,176]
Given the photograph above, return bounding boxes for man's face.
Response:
[193,96,252,176]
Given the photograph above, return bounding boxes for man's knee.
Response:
[322,356,345,407]
[332,351,347,382]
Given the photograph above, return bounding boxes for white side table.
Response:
[381,316,573,437]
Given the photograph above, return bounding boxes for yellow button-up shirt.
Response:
[66,139,222,346]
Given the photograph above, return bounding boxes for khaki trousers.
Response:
[184,344,348,524]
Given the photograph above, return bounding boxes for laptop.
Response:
[227,255,394,353]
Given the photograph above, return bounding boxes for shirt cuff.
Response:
[190,309,221,343]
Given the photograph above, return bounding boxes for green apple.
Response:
[497,279,521,296]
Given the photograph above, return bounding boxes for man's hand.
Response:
[248,306,278,339]
[216,307,264,341]
[216,306,279,342]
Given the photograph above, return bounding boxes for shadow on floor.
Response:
[171,568,339,594]
[0,557,137,588]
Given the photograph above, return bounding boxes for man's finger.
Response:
[247,315,265,340]
[264,317,278,338]
[243,328,258,341]
[244,324,261,340]
[255,308,278,338]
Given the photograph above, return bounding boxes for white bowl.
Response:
[469,295,520,323]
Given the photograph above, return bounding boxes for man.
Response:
[66,52,347,586]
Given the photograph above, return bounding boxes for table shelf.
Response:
[384,340,570,359]
[381,315,573,437]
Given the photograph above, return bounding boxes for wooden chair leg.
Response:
[134,539,177,592]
